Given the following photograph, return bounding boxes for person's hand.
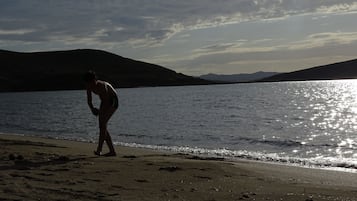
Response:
[92,108,99,116]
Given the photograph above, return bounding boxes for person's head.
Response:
[83,71,97,88]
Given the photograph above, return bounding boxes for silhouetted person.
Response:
[84,71,118,156]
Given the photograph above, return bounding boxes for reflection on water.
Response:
[286,80,357,159]
[1,79,357,170]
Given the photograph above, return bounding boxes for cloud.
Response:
[1,0,357,48]
[0,29,34,35]
[151,30,357,74]
[193,43,242,54]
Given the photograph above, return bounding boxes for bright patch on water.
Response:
[2,80,357,171]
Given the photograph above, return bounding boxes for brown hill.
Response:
[0,49,212,92]
[261,59,357,82]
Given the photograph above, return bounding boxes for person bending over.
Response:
[84,71,118,157]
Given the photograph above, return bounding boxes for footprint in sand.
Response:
[37,172,54,176]
[194,175,212,180]
[135,179,149,183]
[122,155,137,159]
[159,166,182,172]
[8,153,24,160]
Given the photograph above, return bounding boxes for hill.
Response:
[200,71,279,83]
[261,59,357,82]
[0,49,212,92]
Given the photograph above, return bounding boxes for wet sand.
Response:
[1,133,357,201]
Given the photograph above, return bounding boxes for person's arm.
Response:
[87,89,99,116]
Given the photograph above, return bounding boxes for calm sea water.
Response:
[1,80,357,171]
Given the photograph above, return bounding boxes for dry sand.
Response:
[1,133,357,201]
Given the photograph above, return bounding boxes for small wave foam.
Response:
[116,141,357,172]
[232,137,338,149]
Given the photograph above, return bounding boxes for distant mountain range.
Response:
[199,71,279,83]
[2,48,357,92]
[201,58,357,83]
[260,59,357,82]
[0,49,212,92]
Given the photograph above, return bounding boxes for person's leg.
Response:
[97,107,116,156]
[104,107,117,155]
[95,118,107,155]
[105,131,116,152]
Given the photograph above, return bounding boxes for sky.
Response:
[1,0,357,76]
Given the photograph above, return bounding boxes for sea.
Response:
[1,80,357,172]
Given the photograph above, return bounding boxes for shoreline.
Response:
[1,133,357,200]
[3,132,357,175]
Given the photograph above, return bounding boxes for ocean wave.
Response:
[236,137,304,147]
[118,133,152,139]
[230,136,357,152]
[116,141,357,172]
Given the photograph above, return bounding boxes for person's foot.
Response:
[103,152,117,157]
[94,150,101,156]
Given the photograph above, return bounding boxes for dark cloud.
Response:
[0,0,356,46]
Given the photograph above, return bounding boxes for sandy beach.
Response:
[1,134,357,201]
